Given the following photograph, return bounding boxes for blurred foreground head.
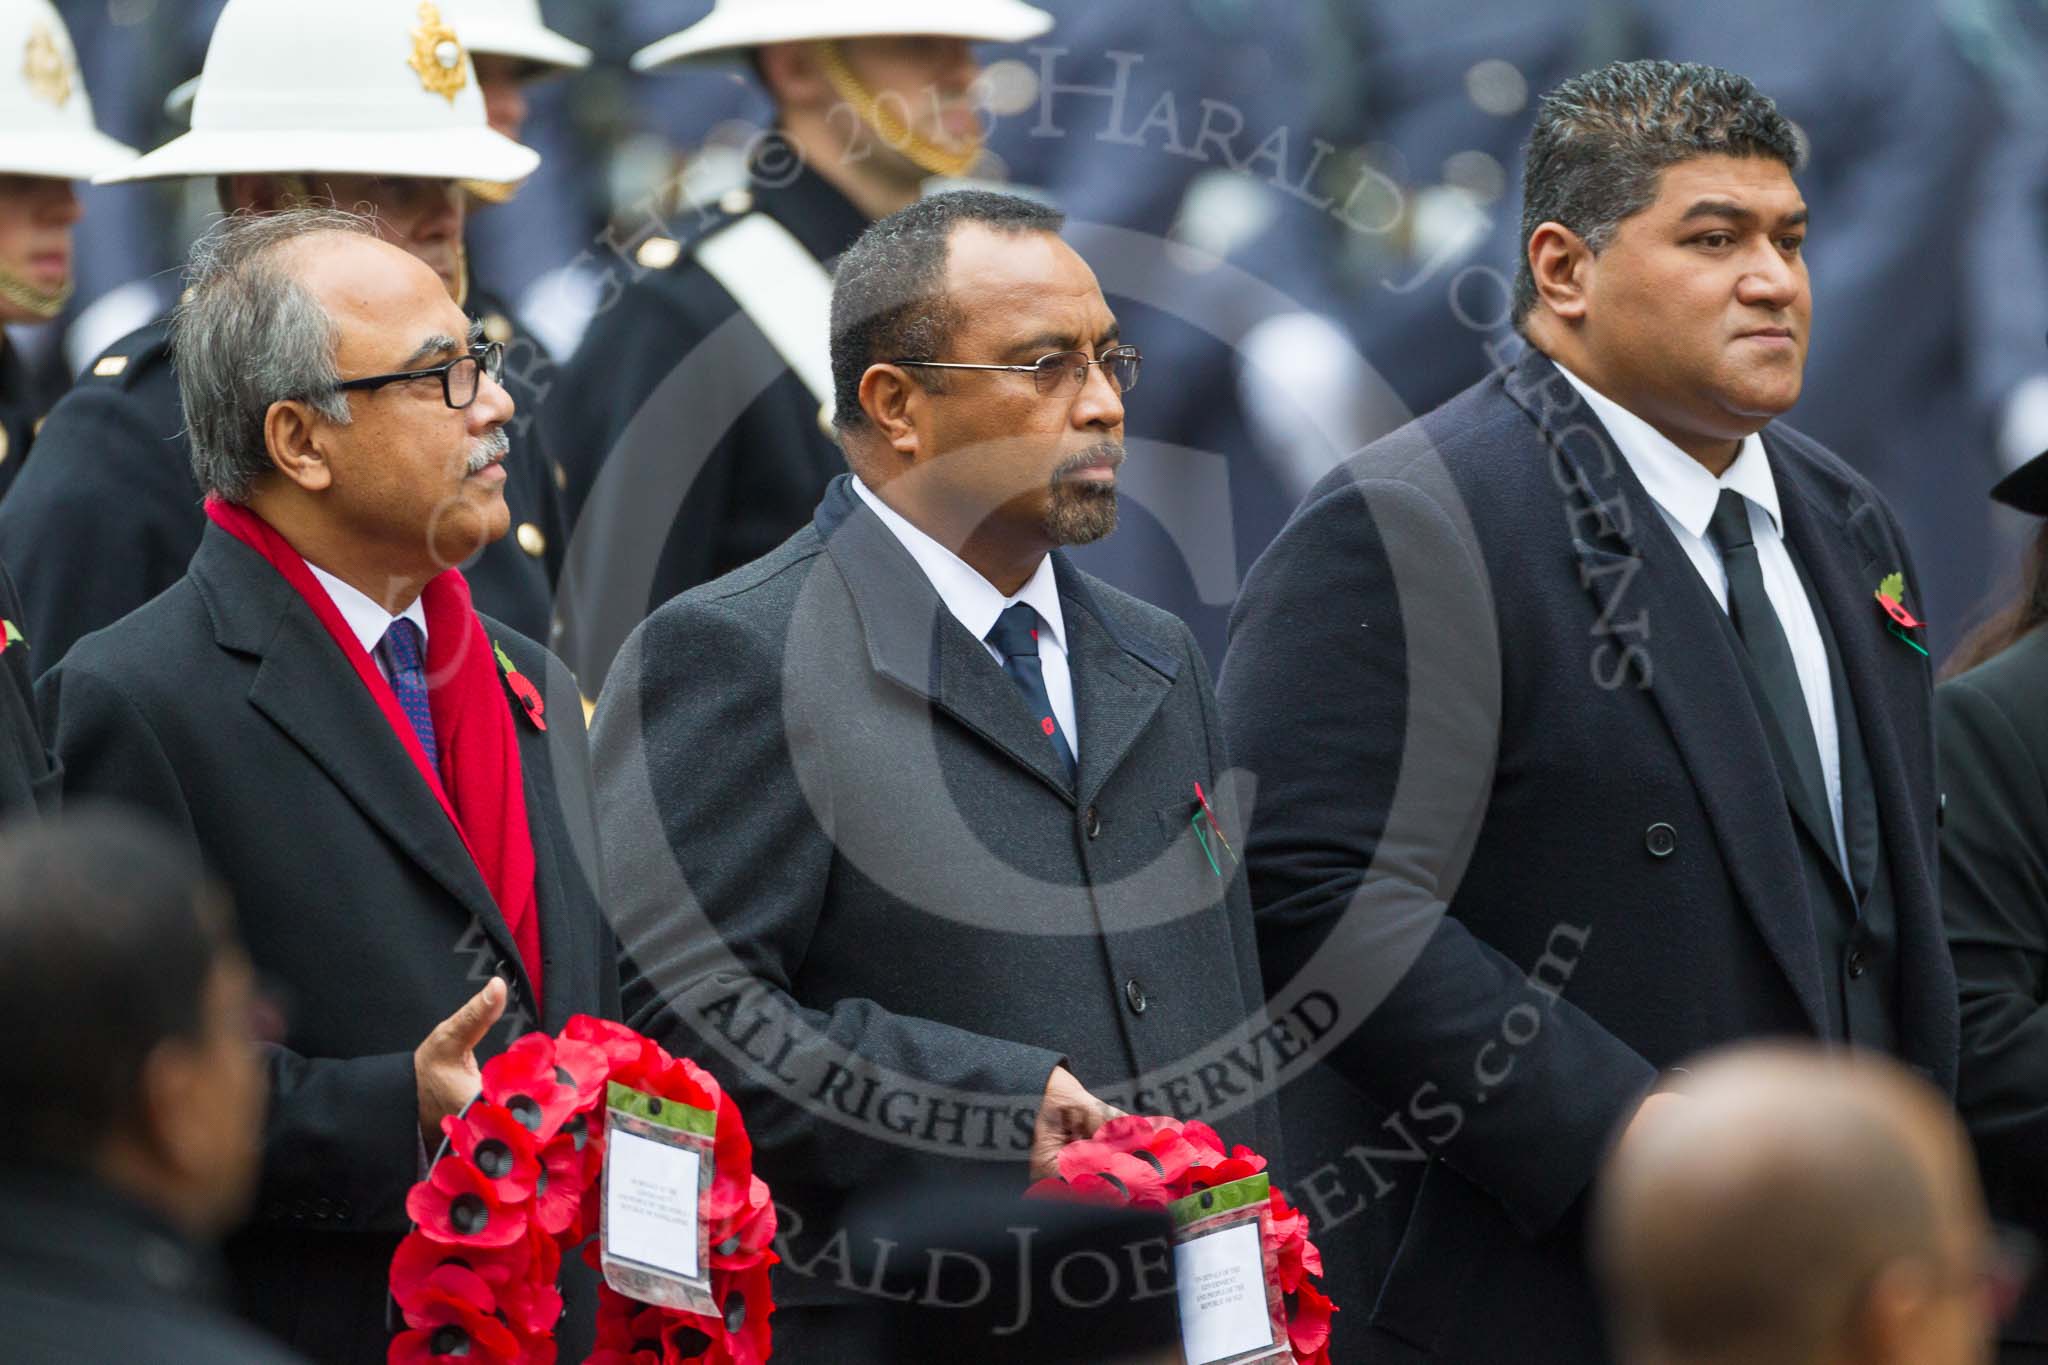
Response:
[1596,1045,2011,1365]
[0,807,264,1237]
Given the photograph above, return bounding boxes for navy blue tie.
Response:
[985,603,1076,782]
[378,619,438,770]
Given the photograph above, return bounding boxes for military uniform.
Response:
[546,157,864,684]
[0,285,568,675]
[0,557,55,816]
[0,338,45,503]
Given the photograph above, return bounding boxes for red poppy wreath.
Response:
[1028,1115,1337,1365]
[388,1017,777,1365]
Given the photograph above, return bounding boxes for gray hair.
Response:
[1513,59,1803,326]
[172,206,374,503]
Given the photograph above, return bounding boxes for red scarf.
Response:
[206,499,542,1009]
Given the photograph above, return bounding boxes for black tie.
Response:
[1706,489,1830,835]
[985,603,1077,783]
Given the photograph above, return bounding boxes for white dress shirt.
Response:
[851,476,1079,755]
[1557,364,1846,874]
[305,560,429,686]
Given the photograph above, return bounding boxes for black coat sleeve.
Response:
[1221,471,1657,1237]
[1938,668,2048,1228]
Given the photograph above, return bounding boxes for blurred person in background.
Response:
[1596,1045,2012,1365]
[0,0,567,673]
[1936,439,2048,1363]
[0,0,135,497]
[546,0,1052,689]
[0,807,307,1364]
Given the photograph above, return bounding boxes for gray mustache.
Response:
[463,428,510,475]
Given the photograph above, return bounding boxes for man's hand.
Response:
[415,977,507,1141]
[1029,1065,1119,1182]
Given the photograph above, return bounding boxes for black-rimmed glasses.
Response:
[893,344,1141,396]
[334,340,505,410]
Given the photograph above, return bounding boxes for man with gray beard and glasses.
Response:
[592,190,1282,1358]
[35,207,618,1364]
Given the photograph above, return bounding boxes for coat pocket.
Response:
[1369,1157,1495,1354]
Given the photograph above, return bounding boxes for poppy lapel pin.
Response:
[1874,571,1928,657]
[492,640,547,731]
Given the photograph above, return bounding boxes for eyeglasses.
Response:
[893,344,1141,396]
[334,340,505,410]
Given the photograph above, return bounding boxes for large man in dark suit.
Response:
[38,208,617,1364]
[595,189,1283,1356]
[1222,60,1955,1363]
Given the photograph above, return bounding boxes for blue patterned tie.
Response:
[985,603,1076,783]
[378,619,438,770]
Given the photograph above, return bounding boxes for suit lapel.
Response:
[1771,441,1921,907]
[1505,351,1829,1034]
[193,530,536,1002]
[1057,559,1176,805]
[817,477,1076,797]
[816,476,1182,802]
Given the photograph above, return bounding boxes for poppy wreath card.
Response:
[1027,1115,1336,1364]
[388,1017,777,1365]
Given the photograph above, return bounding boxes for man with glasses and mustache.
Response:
[548,0,1051,689]
[592,189,1281,1356]
[37,207,618,1364]
[0,0,568,675]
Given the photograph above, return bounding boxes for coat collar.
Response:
[812,474,1180,803]
[752,151,871,264]
[188,525,539,1013]
[0,1168,221,1308]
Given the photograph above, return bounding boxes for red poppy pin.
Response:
[492,639,547,731]
[1874,571,1928,657]
[0,620,23,655]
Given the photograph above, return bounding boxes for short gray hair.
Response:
[172,207,373,503]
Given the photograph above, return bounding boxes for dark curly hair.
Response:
[1513,59,1803,326]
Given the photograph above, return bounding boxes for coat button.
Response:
[315,1198,334,1220]
[1847,948,1868,979]
[1084,806,1101,839]
[1644,822,1677,858]
[1125,978,1147,1014]
[1937,792,1947,829]
[516,522,547,558]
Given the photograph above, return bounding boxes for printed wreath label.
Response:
[389,1016,777,1365]
[1027,1114,1337,1365]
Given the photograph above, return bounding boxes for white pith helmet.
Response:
[161,0,588,119]
[101,0,539,186]
[631,0,1054,72]
[0,0,136,180]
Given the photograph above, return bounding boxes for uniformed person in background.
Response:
[0,0,134,816]
[0,0,134,501]
[545,0,1053,687]
[0,0,566,673]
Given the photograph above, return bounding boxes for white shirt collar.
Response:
[849,475,1067,653]
[1555,362,1783,541]
[303,559,429,659]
